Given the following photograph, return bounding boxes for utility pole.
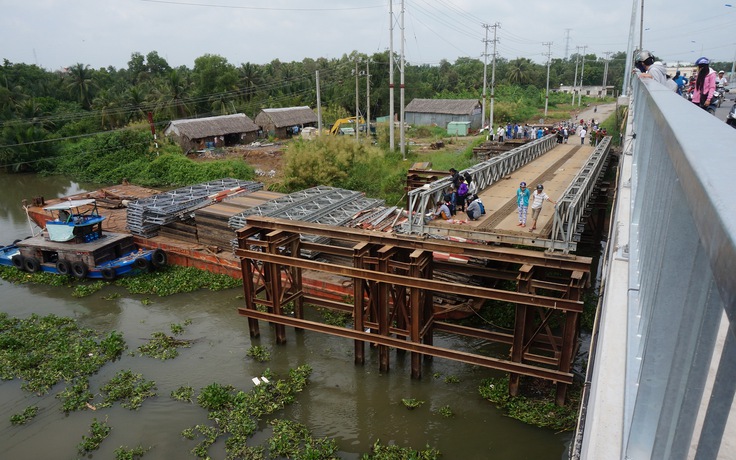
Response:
[366,61,370,137]
[639,0,645,52]
[355,59,359,140]
[572,46,580,105]
[602,51,612,93]
[490,23,499,136]
[316,70,322,133]
[564,29,572,59]
[400,0,406,159]
[389,0,395,151]
[543,42,552,117]
[482,24,490,136]
[578,45,588,107]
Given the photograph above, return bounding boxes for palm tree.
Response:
[66,63,95,109]
[125,86,149,122]
[507,58,533,86]
[153,70,192,119]
[92,89,120,129]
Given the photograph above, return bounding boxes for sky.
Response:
[2,0,735,73]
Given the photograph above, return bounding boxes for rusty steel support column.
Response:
[555,270,586,405]
[353,243,371,365]
[510,264,534,396]
[409,249,431,378]
[239,232,261,338]
[289,235,304,331]
[377,245,397,373]
[263,231,286,344]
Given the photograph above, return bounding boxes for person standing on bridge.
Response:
[691,57,717,110]
[635,50,677,91]
[529,184,556,232]
[516,182,531,227]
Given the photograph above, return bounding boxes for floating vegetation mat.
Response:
[0,265,242,298]
[0,313,125,394]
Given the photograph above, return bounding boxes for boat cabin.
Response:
[43,199,105,243]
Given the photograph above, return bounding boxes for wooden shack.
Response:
[254,106,318,138]
[164,113,260,153]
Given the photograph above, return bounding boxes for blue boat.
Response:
[0,199,166,280]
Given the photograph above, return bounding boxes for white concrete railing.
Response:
[573,78,736,459]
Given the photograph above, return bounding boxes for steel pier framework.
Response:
[236,216,591,405]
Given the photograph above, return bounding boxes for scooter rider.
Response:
[691,57,717,110]
[716,70,729,89]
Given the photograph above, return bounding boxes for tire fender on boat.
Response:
[24,257,41,273]
[151,249,167,268]
[11,254,25,270]
[101,267,116,281]
[135,257,151,272]
[71,261,88,279]
[56,260,72,276]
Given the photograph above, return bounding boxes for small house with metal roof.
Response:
[164,113,260,153]
[254,106,318,138]
[404,98,482,130]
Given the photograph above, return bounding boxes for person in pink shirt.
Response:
[691,57,716,110]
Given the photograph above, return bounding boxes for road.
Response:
[715,90,735,123]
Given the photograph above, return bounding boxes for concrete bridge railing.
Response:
[575,77,736,459]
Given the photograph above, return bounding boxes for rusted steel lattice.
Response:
[236,216,591,405]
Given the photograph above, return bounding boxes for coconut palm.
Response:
[66,63,96,109]
[506,58,533,86]
[153,70,192,119]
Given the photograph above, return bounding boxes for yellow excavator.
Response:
[329,116,365,135]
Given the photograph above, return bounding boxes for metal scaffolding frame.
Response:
[401,135,557,235]
[551,136,612,251]
[236,216,592,405]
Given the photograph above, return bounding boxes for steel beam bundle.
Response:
[227,186,385,254]
[127,179,261,237]
[401,135,557,235]
[550,137,611,251]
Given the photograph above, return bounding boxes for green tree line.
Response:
[3,49,723,174]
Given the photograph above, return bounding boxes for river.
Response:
[0,173,571,459]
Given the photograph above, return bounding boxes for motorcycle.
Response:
[700,89,724,115]
[715,85,728,108]
[727,102,736,129]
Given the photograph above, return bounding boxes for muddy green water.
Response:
[0,174,571,459]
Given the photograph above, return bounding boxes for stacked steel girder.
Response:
[227,186,384,251]
[127,179,262,237]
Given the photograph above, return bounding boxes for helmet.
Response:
[635,50,652,63]
[536,184,544,190]
[719,70,725,74]
[695,57,710,66]
[520,181,526,187]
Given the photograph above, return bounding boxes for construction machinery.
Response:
[329,116,365,135]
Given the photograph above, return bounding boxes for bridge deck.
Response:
[429,142,596,240]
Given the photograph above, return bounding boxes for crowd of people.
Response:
[635,50,729,111]
[427,169,558,233]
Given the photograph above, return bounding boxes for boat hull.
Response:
[0,235,165,280]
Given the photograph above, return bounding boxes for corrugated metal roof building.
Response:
[164,113,260,152]
[404,99,482,130]
[254,106,318,138]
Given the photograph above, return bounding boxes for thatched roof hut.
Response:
[164,114,260,152]
[404,99,482,130]
[255,106,318,138]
